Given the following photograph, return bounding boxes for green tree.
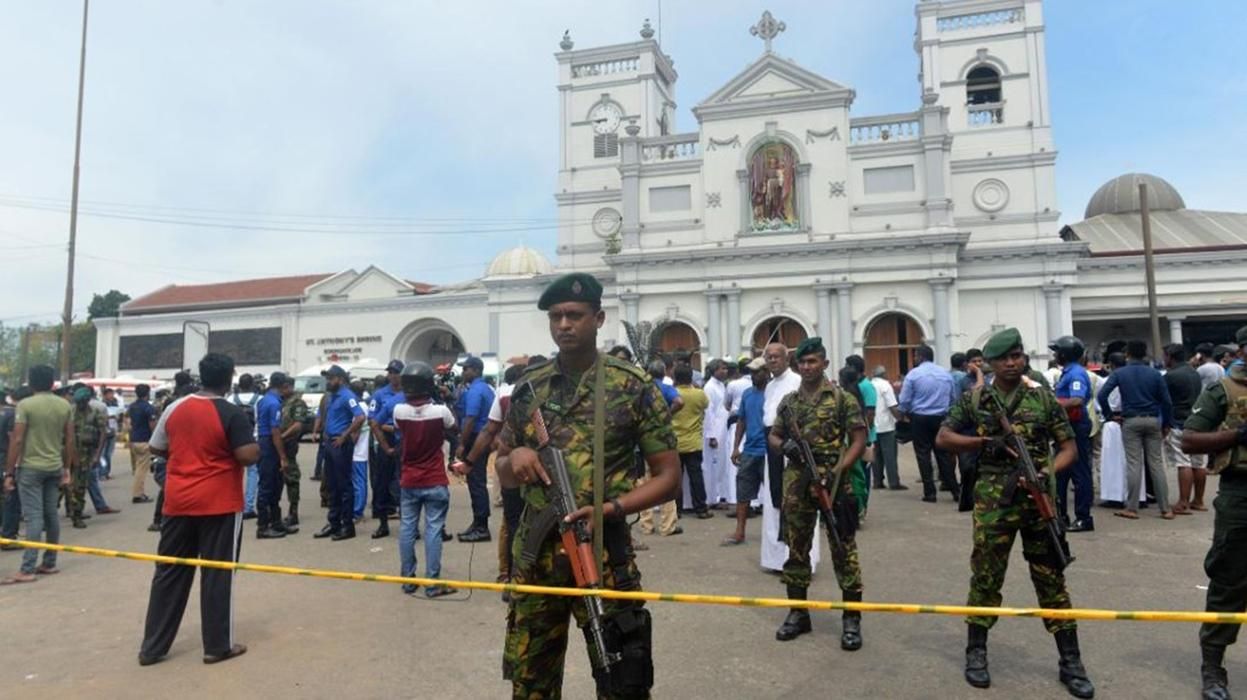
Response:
[87,289,131,319]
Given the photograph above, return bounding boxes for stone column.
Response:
[723,289,742,356]
[1042,284,1063,348]
[488,310,501,355]
[814,283,833,346]
[620,292,639,327]
[929,278,953,366]
[619,122,643,248]
[832,282,854,363]
[919,92,953,230]
[736,169,750,234]
[796,162,812,229]
[705,291,723,360]
[1168,316,1184,346]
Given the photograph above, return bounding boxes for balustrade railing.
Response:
[967,103,1004,127]
[849,114,921,144]
[937,8,1023,32]
[640,134,700,161]
[572,57,639,78]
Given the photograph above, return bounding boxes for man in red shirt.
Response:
[393,361,458,598]
[138,353,258,666]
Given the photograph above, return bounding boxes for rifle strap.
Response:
[592,352,606,578]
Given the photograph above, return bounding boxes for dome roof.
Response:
[1085,173,1186,219]
[485,246,554,278]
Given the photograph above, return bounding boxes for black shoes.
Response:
[888,484,910,491]
[138,653,166,667]
[313,524,339,539]
[965,625,990,688]
[922,495,938,503]
[841,591,863,651]
[776,586,812,641]
[1055,628,1095,698]
[458,525,491,543]
[203,643,247,665]
[442,530,453,542]
[1067,519,1095,533]
[331,527,356,541]
[372,519,390,539]
[241,511,256,520]
[256,527,286,539]
[1202,646,1231,700]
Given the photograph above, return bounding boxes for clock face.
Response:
[591,207,622,238]
[590,103,622,135]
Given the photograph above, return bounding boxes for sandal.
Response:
[203,643,247,664]
[425,585,458,599]
[720,536,746,546]
[1160,511,1176,520]
[1113,510,1139,520]
[35,566,59,575]
[1,572,37,585]
[1191,503,1209,512]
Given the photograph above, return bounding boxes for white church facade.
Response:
[93,0,1247,381]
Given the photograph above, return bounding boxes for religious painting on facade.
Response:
[749,142,798,231]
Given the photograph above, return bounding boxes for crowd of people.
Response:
[5,287,1247,698]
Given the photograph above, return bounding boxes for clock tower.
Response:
[554,22,678,268]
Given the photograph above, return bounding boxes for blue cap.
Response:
[386,360,404,374]
[321,364,348,379]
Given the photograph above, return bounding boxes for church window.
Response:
[594,133,619,158]
[747,142,799,231]
[966,66,1001,104]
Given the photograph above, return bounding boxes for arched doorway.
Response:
[864,313,925,380]
[392,318,466,368]
[751,316,808,355]
[656,321,702,371]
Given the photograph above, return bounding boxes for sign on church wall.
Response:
[209,327,282,365]
[119,333,183,370]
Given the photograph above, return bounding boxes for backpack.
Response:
[232,391,260,430]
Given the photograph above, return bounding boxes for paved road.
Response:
[0,448,1227,698]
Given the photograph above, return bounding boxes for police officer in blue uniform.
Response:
[368,360,404,539]
[255,372,289,539]
[313,365,366,541]
[1050,336,1095,533]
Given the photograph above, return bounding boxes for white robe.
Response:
[703,378,732,505]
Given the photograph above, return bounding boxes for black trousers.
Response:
[766,444,785,510]
[464,435,490,527]
[324,439,355,531]
[1202,488,1247,649]
[680,451,707,513]
[141,513,242,659]
[370,443,397,519]
[911,413,958,498]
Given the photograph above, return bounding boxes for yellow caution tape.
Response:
[1,537,1239,623]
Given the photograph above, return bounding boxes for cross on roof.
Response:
[750,10,786,53]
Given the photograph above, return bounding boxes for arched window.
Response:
[751,316,808,355]
[966,66,1001,104]
[864,313,925,381]
[657,321,702,371]
[748,142,799,231]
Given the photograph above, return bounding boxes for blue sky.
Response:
[0,0,1243,323]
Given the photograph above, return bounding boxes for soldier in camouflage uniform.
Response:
[766,337,868,650]
[937,327,1094,699]
[278,386,311,529]
[1180,325,1247,700]
[497,272,680,700]
[67,386,108,528]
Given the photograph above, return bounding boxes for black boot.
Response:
[372,515,390,539]
[965,625,990,689]
[282,505,299,534]
[775,586,812,641]
[1055,628,1095,698]
[841,590,863,651]
[1202,645,1231,700]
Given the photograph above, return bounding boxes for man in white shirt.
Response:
[869,366,905,490]
[725,357,752,417]
[701,359,732,507]
[760,342,806,572]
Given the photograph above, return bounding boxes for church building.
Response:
[93,0,1247,381]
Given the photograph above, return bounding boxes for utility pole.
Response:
[1139,182,1163,361]
[60,0,90,382]
[17,324,33,385]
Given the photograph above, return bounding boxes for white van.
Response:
[293,359,388,426]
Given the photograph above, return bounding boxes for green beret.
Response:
[983,327,1023,360]
[795,336,826,358]
[1235,325,1247,346]
[537,272,603,310]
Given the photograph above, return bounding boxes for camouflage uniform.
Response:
[67,403,107,521]
[770,384,865,592]
[500,354,676,700]
[943,380,1075,632]
[279,392,311,510]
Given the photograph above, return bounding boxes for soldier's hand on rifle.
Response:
[564,500,624,530]
[782,439,802,461]
[980,435,1017,460]
[506,446,551,487]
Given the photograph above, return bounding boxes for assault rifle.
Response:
[528,406,621,677]
[780,404,843,551]
[988,391,1074,570]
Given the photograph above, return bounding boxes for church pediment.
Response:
[693,53,854,122]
